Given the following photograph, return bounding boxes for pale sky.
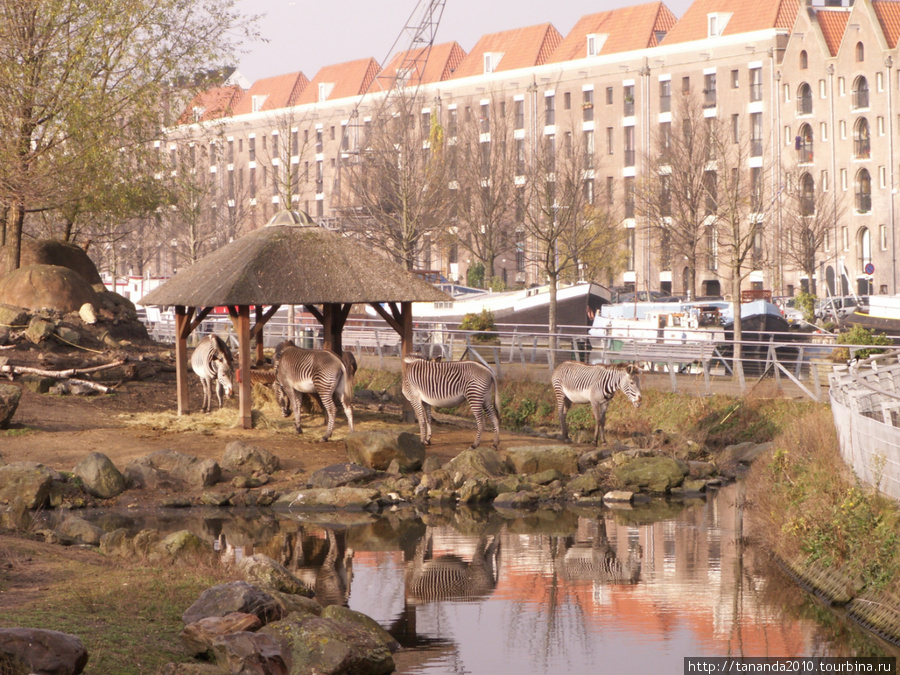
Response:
[234,0,695,85]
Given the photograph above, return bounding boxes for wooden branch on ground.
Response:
[66,378,116,394]
[0,359,127,380]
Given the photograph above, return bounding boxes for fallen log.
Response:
[0,359,126,379]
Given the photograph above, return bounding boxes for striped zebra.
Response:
[190,334,234,413]
[402,354,501,450]
[272,341,354,441]
[551,361,642,445]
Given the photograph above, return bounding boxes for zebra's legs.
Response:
[214,380,225,409]
[200,378,212,413]
[340,393,354,433]
[556,395,572,441]
[469,397,485,449]
[591,398,610,445]
[289,388,304,434]
[487,394,501,450]
[318,387,339,441]
[409,396,431,445]
[422,402,433,444]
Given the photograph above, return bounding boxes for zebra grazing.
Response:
[402,354,501,450]
[551,361,642,445]
[271,342,354,441]
[191,334,235,413]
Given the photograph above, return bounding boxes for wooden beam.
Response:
[370,302,402,333]
[188,307,214,334]
[236,305,253,429]
[303,304,324,324]
[174,306,191,415]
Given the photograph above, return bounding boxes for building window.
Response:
[731,69,739,88]
[513,100,523,130]
[855,168,872,213]
[840,120,847,139]
[682,76,691,95]
[623,85,634,116]
[800,172,815,216]
[881,223,888,250]
[606,127,614,154]
[584,129,594,169]
[854,118,871,159]
[704,72,717,107]
[660,121,672,160]
[545,94,555,126]
[516,138,525,175]
[659,79,671,113]
[821,170,829,192]
[248,136,255,162]
[820,122,828,142]
[798,124,813,163]
[624,126,635,167]
[480,103,490,133]
[856,41,865,62]
[797,83,813,115]
[731,114,739,143]
[564,91,571,110]
[877,71,884,92]
[852,76,869,109]
[606,86,613,104]
[800,50,808,69]
[750,112,763,157]
[583,89,594,122]
[749,67,762,102]
[625,228,636,271]
[624,177,635,218]
[820,79,827,99]
[841,168,848,191]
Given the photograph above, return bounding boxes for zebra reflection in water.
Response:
[556,518,643,585]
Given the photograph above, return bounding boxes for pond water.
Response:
[45,484,897,673]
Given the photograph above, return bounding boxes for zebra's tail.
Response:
[492,370,501,415]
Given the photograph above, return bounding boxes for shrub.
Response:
[832,324,892,362]
[796,290,817,323]
[460,309,498,343]
[466,262,485,288]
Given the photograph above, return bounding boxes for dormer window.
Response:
[586,33,608,57]
[318,83,334,102]
[707,12,731,38]
[483,52,504,74]
[251,95,267,113]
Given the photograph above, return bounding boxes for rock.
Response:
[237,554,314,597]
[602,490,635,503]
[275,487,380,510]
[344,431,426,471]
[267,591,322,618]
[182,581,282,626]
[211,631,288,675]
[1,239,103,284]
[0,305,29,329]
[530,469,565,485]
[132,529,162,556]
[124,450,221,489]
[321,605,399,652]
[260,611,394,675]
[200,491,233,506]
[157,530,211,558]
[612,456,687,493]
[56,326,81,345]
[566,470,604,497]
[0,265,98,314]
[420,455,442,473]
[25,316,55,344]
[99,528,134,558]
[56,516,104,546]
[444,447,507,480]
[492,490,540,509]
[0,499,31,531]
[73,452,126,499]
[0,627,88,675]
[307,463,376,489]
[0,384,22,429]
[158,662,228,674]
[78,303,97,325]
[577,448,612,472]
[457,477,496,503]
[687,460,718,479]
[506,445,581,476]
[180,612,262,656]
[0,462,61,509]
[221,441,280,474]
[20,376,54,394]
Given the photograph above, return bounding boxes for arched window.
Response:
[797,82,813,115]
[856,41,865,62]
[858,227,872,271]
[855,169,872,213]
[800,50,808,69]
[854,117,870,159]
[852,75,869,109]
[800,172,815,216]
[797,123,814,163]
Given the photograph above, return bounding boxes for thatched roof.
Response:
[139,211,451,308]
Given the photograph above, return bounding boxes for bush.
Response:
[796,290,817,323]
[466,262,485,289]
[460,309,498,343]
[832,324,892,362]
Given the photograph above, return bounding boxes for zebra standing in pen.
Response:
[191,334,235,413]
[271,341,354,441]
[402,354,501,450]
[551,361,642,445]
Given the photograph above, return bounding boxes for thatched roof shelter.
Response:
[140,210,451,428]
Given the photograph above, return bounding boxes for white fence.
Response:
[829,352,900,501]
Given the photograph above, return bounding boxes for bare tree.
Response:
[257,108,322,214]
[0,0,258,270]
[520,117,619,368]
[780,165,845,296]
[635,95,714,299]
[451,94,518,287]
[340,91,451,270]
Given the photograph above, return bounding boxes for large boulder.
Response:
[0,265,97,313]
[73,452,126,499]
[0,239,103,284]
[124,450,221,489]
[444,447,507,481]
[612,456,688,493]
[182,581,282,626]
[260,607,395,675]
[210,631,288,674]
[221,441,280,475]
[237,554,314,597]
[180,613,262,657]
[0,462,61,509]
[344,431,425,471]
[506,445,581,476]
[307,463,376,489]
[0,384,22,429]
[0,627,88,675]
[275,487,380,510]
[56,516,105,546]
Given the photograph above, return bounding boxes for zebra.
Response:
[551,361,642,445]
[401,354,501,450]
[190,334,234,413]
[271,341,354,441]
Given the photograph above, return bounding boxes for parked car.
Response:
[775,296,806,325]
[815,296,869,321]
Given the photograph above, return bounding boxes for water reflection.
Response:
[41,485,895,672]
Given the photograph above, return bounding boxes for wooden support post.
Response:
[236,305,253,429]
[321,304,335,354]
[255,305,265,366]
[399,302,415,423]
[175,305,192,415]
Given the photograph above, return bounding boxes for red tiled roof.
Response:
[376,41,467,88]
[233,72,309,115]
[179,85,245,124]
[549,3,678,63]
[295,58,381,105]
[873,0,900,49]
[816,9,850,56]
[451,23,563,78]
[662,0,800,45]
